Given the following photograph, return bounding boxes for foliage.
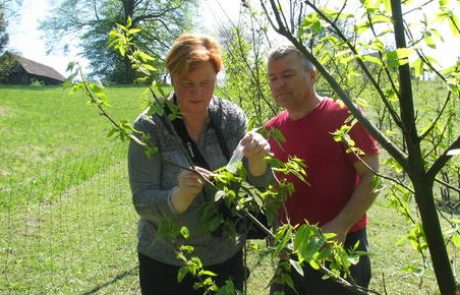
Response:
[0,0,20,80]
[0,2,8,54]
[39,0,196,84]
[0,51,15,81]
[0,0,22,19]
[217,13,279,125]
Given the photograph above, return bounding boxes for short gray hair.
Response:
[268,44,315,71]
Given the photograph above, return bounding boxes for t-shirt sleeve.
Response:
[346,122,379,163]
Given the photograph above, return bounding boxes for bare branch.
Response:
[305,1,403,129]
[427,136,460,180]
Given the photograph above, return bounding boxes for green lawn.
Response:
[0,86,458,294]
[0,85,145,206]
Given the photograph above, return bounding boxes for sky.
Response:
[6,0,85,76]
[6,0,241,77]
[6,0,460,78]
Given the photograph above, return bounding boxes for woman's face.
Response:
[172,61,217,117]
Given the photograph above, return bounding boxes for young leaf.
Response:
[177,266,189,282]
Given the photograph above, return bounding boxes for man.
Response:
[265,45,379,294]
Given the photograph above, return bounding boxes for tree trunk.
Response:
[124,56,135,84]
[412,177,457,294]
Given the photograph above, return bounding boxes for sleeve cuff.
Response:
[247,166,275,188]
[167,187,180,214]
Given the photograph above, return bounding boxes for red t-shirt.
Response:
[265,98,379,232]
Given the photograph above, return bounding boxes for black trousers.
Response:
[138,250,245,295]
[270,228,371,295]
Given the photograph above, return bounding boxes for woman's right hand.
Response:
[170,166,212,213]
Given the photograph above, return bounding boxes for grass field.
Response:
[0,85,458,294]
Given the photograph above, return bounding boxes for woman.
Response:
[128,33,272,294]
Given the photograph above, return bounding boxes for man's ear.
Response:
[309,69,317,82]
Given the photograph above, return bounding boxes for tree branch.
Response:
[427,136,460,180]
[305,1,403,129]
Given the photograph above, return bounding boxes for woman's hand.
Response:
[171,166,212,213]
[241,132,271,176]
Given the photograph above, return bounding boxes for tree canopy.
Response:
[40,0,197,83]
[0,3,8,54]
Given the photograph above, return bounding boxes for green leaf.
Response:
[141,64,156,71]
[136,51,155,62]
[323,232,337,240]
[395,48,415,59]
[384,48,413,67]
[369,14,392,24]
[411,58,424,78]
[177,266,189,282]
[360,54,383,66]
[198,270,218,277]
[370,39,385,51]
[452,234,460,248]
[289,259,304,276]
[354,22,371,34]
[449,14,460,37]
[128,28,142,34]
[309,259,321,270]
[424,35,436,49]
[347,254,360,265]
[179,245,194,253]
[208,216,222,232]
[180,226,190,239]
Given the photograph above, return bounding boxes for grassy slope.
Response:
[0,86,144,186]
[0,86,458,294]
[0,86,146,208]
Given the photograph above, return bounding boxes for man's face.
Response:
[268,53,316,110]
[172,61,217,116]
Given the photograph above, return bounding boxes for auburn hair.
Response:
[165,33,223,78]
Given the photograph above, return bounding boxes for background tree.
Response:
[255,0,460,293]
[0,0,22,81]
[216,7,278,127]
[0,2,9,54]
[40,0,196,84]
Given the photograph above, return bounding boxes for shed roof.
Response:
[12,54,66,82]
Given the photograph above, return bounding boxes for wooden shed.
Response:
[0,52,65,85]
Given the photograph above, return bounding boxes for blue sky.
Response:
[6,0,459,77]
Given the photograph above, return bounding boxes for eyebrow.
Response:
[180,78,215,83]
[269,69,297,76]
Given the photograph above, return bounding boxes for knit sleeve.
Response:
[127,114,179,225]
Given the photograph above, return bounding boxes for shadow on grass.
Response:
[82,265,138,295]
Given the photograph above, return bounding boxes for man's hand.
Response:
[241,131,271,176]
[321,221,350,245]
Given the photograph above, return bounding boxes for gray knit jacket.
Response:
[128,96,272,266]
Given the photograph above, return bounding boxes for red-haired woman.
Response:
[128,33,272,294]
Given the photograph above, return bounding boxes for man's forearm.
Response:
[323,154,379,240]
[331,173,377,231]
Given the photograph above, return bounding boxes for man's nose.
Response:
[272,78,286,88]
